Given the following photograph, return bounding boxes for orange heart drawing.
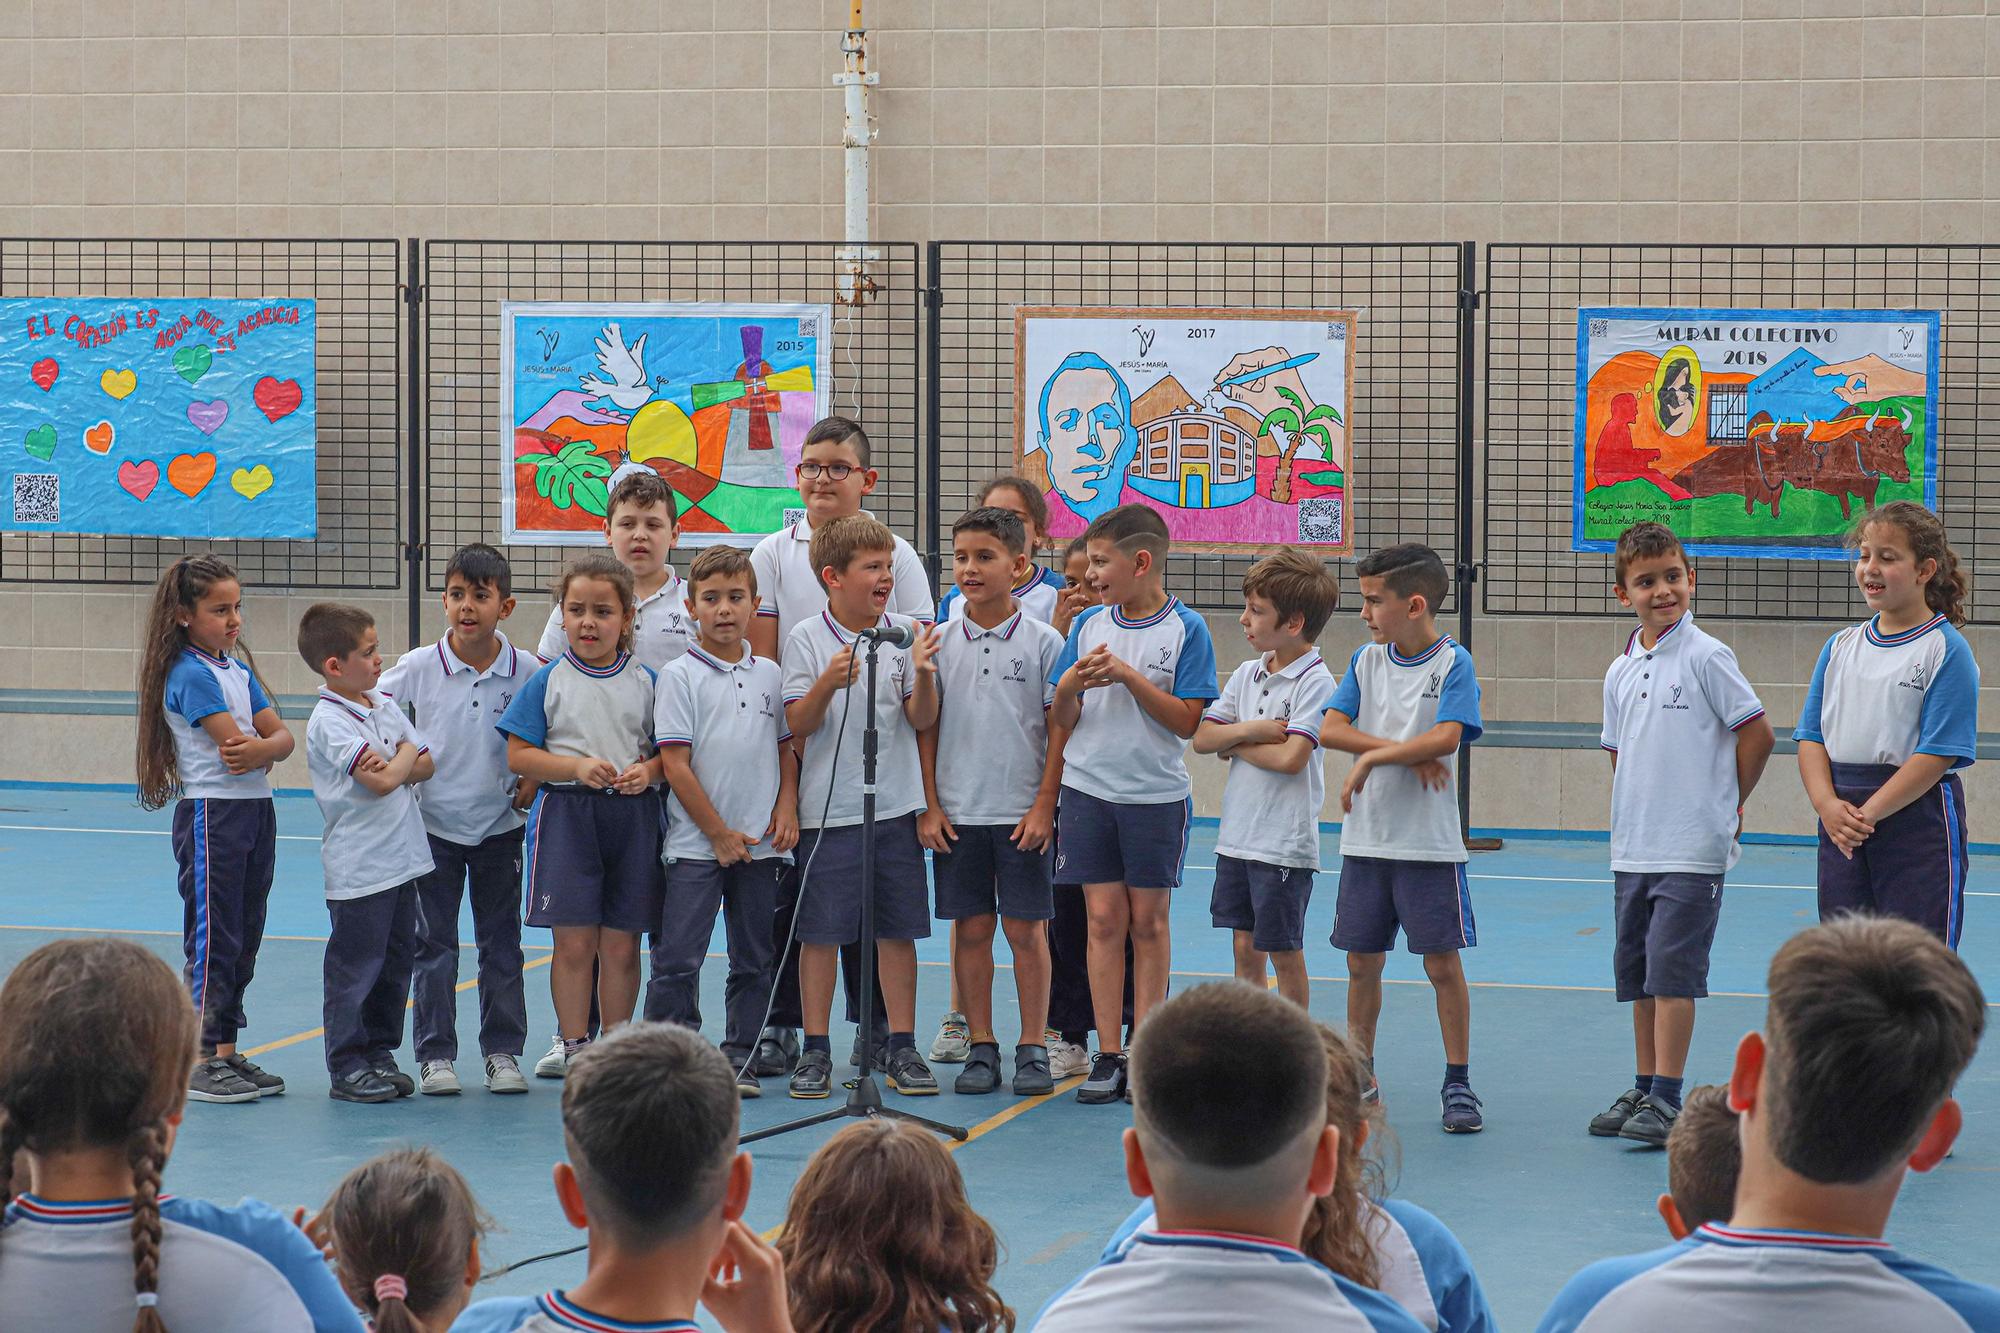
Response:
[168,451,216,497]
[84,420,115,455]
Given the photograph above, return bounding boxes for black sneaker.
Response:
[752,1027,798,1078]
[789,1049,833,1100]
[1441,1082,1484,1133]
[882,1046,939,1096]
[188,1058,261,1104]
[1012,1043,1054,1096]
[372,1064,416,1098]
[735,1062,762,1099]
[329,1068,399,1103]
[221,1054,285,1096]
[1589,1088,1646,1138]
[1619,1095,1678,1147]
[1076,1052,1128,1105]
[954,1042,1002,1094]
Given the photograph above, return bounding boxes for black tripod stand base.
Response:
[741,1072,970,1144]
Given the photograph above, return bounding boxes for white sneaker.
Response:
[1047,1038,1090,1080]
[484,1054,528,1094]
[534,1035,567,1079]
[930,1011,971,1063]
[419,1060,460,1096]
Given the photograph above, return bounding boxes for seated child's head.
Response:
[1241,548,1340,652]
[1299,1023,1390,1287]
[443,543,517,644]
[684,545,759,650]
[1658,1084,1739,1240]
[1062,535,1091,591]
[323,1148,489,1333]
[1128,982,1333,1236]
[1082,503,1171,606]
[556,1023,749,1257]
[952,506,1029,610]
[778,1120,1012,1333]
[1352,543,1448,644]
[1612,522,1692,632]
[554,554,637,664]
[298,602,382,691]
[976,474,1051,555]
[0,939,199,1320]
[809,513,898,619]
[796,416,876,523]
[1745,916,1984,1189]
[604,469,678,584]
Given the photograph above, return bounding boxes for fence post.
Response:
[403,238,424,650]
[1456,241,1497,849]
[922,242,945,587]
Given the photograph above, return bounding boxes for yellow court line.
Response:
[239,954,555,1059]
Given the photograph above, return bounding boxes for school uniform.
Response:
[378,633,541,1063]
[750,514,936,646]
[931,608,1065,923]
[1204,650,1336,952]
[497,650,663,935]
[1600,615,1766,1002]
[1328,637,1484,955]
[154,1194,368,1332]
[648,644,793,1056]
[936,563,1066,624]
[1537,1225,2000,1333]
[1795,613,1979,947]
[306,688,435,1079]
[453,1291,701,1333]
[538,570,693,674]
[1049,598,1219,889]
[162,646,279,1053]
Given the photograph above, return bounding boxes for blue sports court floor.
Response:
[2,784,1995,1329]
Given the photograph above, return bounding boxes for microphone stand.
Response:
[744,630,966,1145]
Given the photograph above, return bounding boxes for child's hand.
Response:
[910,623,943,676]
[1052,585,1092,636]
[352,747,387,775]
[612,762,652,795]
[1817,798,1875,857]
[702,1218,794,1333]
[1412,758,1451,791]
[917,804,958,854]
[1011,795,1055,853]
[1075,644,1127,690]
[817,647,857,691]
[708,827,756,866]
[574,756,619,789]
[288,1206,335,1266]
[766,801,799,855]
[218,734,264,774]
[1237,718,1287,747]
[1340,754,1376,813]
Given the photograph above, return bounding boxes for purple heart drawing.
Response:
[187,399,229,436]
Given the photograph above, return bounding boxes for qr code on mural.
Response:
[783,507,807,529]
[797,317,819,338]
[1589,318,1609,338]
[12,473,57,524]
[1298,496,1342,544]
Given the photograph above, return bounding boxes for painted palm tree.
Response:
[1257,386,1345,504]
[517,434,614,517]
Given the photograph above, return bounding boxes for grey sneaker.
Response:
[953,1041,1002,1094]
[1590,1088,1646,1137]
[534,1035,567,1079]
[188,1058,261,1104]
[790,1049,833,1099]
[1012,1043,1054,1096]
[1047,1037,1090,1080]
[930,1011,971,1063]
[484,1055,528,1094]
[1441,1083,1484,1133]
[419,1059,461,1096]
[1619,1095,1678,1148]
[1076,1052,1128,1105]
[220,1054,284,1096]
[882,1046,938,1096]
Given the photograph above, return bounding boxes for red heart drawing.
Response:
[30,358,58,392]
[119,459,160,501]
[253,376,302,423]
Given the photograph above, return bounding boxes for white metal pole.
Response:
[834,1,878,305]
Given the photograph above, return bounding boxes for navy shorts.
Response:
[1211,855,1314,953]
[1053,786,1191,890]
[934,824,1055,922]
[1331,855,1476,955]
[523,787,664,934]
[795,813,932,946]
[1612,871,1722,1001]
[1820,762,1970,949]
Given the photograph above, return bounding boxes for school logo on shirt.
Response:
[1903,661,1930,692]
[1002,655,1028,683]
[1661,682,1689,711]
[758,691,776,718]
[1422,670,1442,700]
[1148,644,1173,673]
[497,690,514,713]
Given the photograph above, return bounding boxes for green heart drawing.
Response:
[173,345,213,385]
[23,424,56,461]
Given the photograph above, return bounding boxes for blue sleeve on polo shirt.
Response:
[1536,1242,1691,1333]
[1919,627,1979,767]
[1049,605,1104,686]
[1381,1199,1497,1333]
[160,1196,367,1333]
[1170,602,1218,701]
[246,668,274,715]
[495,660,555,748]
[448,1294,541,1332]
[1793,633,1836,745]
[1327,646,1365,721]
[1438,645,1484,743]
[163,654,230,725]
[937,585,960,620]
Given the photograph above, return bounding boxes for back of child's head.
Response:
[1852,500,1967,625]
[1299,1023,1389,1288]
[809,513,897,589]
[323,1148,488,1333]
[561,1022,739,1247]
[1130,982,1328,1212]
[1082,503,1171,568]
[954,505,1028,557]
[606,468,679,525]
[1762,915,1984,1184]
[803,414,871,469]
[1665,1084,1739,1233]
[445,543,514,599]
[138,553,260,811]
[1243,548,1341,641]
[687,544,757,597]
[1612,521,1687,586]
[977,474,1050,541]
[0,938,197,1332]
[778,1120,1014,1333]
[297,602,375,674]
[1353,543,1449,612]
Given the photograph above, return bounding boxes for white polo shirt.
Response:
[538,570,692,674]
[937,563,1065,625]
[495,651,659,785]
[934,608,1064,825]
[750,515,935,646]
[305,688,435,901]
[781,611,926,829]
[378,633,543,846]
[1049,599,1219,805]
[162,647,276,800]
[1538,1225,2000,1332]
[1600,615,1766,875]
[654,645,793,862]
[1206,650,1336,870]
[1327,637,1483,864]
[1795,613,1979,770]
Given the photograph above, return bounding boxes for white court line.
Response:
[0,822,323,843]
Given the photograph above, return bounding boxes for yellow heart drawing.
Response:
[231,464,274,500]
[100,368,138,399]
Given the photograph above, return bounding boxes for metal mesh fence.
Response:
[929,242,1469,610]
[0,238,404,589]
[1483,244,2000,620]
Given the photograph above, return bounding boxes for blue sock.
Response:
[1651,1075,1684,1110]
[803,1035,831,1055]
[1443,1062,1469,1089]
[889,1030,915,1053]
[1636,1072,1654,1096]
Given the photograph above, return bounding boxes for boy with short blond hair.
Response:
[1657,1084,1739,1239]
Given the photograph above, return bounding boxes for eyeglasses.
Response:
[797,462,860,481]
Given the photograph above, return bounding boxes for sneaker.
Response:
[483,1055,528,1094]
[789,1049,833,1100]
[735,1063,762,1099]
[1589,1088,1646,1138]
[187,1058,261,1104]
[374,1064,416,1098]
[1047,1037,1090,1080]
[881,1046,939,1096]
[419,1060,461,1096]
[220,1054,284,1096]
[1076,1052,1128,1105]
[1619,1095,1678,1148]
[1012,1043,1054,1096]
[954,1041,1002,1094]
[752,1027,799,1078]
[329,1068,399,1103]
[1441,1082,1484,1133]
[534,1035,567,1080]
[930,1012,971,1063]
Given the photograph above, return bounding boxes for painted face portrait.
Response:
[1038,353,1136,524]
[1656,358,1697,437]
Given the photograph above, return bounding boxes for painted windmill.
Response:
[689,325,815,453]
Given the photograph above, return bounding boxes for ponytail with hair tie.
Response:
[374,1275,408,1302]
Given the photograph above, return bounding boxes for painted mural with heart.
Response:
[1,298,315,538]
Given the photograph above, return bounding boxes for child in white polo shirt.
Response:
[378,543,543,1098]
[1193,549,1340,1011]
[1592,523,1773,1148]
[300,603,436,1105]
[537,468,694,673]
[653,545,800,1097]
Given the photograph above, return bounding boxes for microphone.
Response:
[856,622,917,649]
